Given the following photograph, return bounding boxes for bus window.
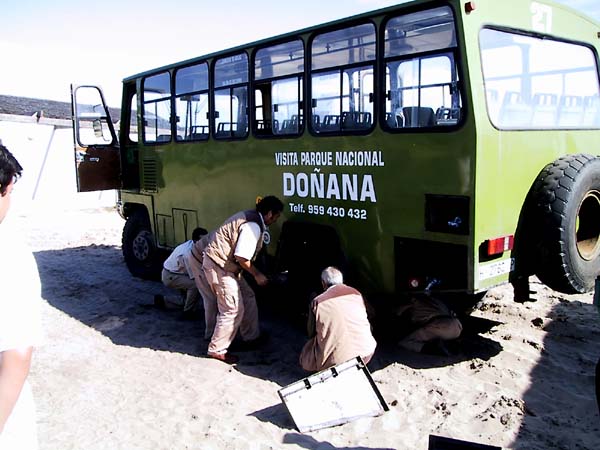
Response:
[129,93,138,143]
[175,62,210,141]
[384,7,461,129]
[384,7,456,58]
[254,40,304,137]
[389,54,460,128]
[142,72,172,143]
[214,53,249,139]
[311,23,376,133]
[480,28,600,129]
[73,86,116,146]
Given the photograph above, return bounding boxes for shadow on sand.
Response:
[35,244,504,376]
[34,244,600,447]
[283,432,395,450]
[34,244,310,387]
[510,292,600,449]
[34,245,208,357]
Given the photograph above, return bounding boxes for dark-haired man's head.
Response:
[256,195,284,226]
[0,144,22,197]
[0,144,22,224]
[192,227,208,242]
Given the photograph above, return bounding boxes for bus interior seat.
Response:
[216,122,237,137]
[255,119,279,135]
[272,119,280,132]
[557,95,584,127]
[485,89,500,123]
[385,112,404,128]
[341,111,372,130]
[233,123,248,138]
[530,93,558,127]
[312,114,321,129]
[385,112,397,128]
[435,107,460,125]
[188,125,209,140]
[402,106,435,127]
[498,91,532,127]
[583,95,600,127]
[292,114,304,129]
[280,121,298,133]
[486,89,499,104]
[321,114,341,131]
[280,115,301,134]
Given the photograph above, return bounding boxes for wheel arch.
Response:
[274,220,348,301]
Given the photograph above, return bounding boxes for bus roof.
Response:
[123,0,600,83]
[122,0,441,82]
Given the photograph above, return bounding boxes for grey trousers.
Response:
[161,268,200,312]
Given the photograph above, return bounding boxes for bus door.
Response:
[70,84,120,191]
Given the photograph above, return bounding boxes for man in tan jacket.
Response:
[299,267,377,372]
[203,196,283,364]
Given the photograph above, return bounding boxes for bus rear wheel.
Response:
[122,208,162,280]
[533,154,600,294]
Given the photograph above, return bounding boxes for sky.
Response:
[1,0,599,107]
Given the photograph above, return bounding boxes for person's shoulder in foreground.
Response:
[0,143,43,450]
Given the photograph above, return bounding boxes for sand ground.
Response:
[14,205,600,450]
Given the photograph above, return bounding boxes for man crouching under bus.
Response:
[396,294,462,356]
[202,196,283,364]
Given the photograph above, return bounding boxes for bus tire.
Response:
[122,208,162,280]
[533,153,600,294]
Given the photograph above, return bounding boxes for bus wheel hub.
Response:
[577,190,600,261]
[133,231,152,260]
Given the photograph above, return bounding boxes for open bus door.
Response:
[70,84,120,192]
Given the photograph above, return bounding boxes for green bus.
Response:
[72,0,600,308]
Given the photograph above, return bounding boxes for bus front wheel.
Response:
[122,208,162,280]
[534,154,600,294]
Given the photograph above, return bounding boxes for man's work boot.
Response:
[206,351,239,364]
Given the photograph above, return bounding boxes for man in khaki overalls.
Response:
[203,196,283,364]
[187,231,218,340]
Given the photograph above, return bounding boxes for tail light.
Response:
[486,235,514,256]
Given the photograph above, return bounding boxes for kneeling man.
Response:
[299,267,377,372]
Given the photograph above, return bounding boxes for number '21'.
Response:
[531,2,553,33]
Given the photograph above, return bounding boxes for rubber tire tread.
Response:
[122,209,162,280]
[532,153,600,294]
